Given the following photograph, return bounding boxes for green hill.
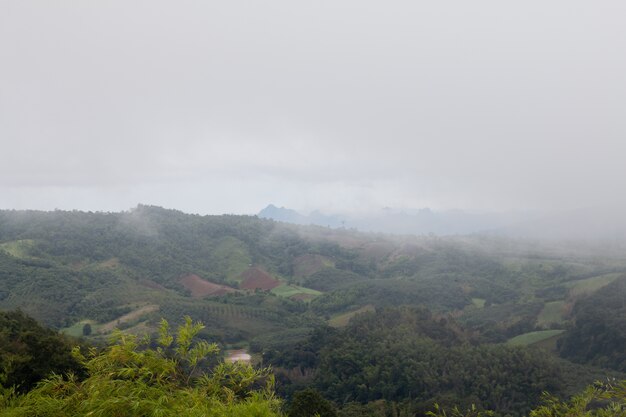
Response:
[3,207,626,416]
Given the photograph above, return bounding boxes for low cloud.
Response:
[2,1,625,214]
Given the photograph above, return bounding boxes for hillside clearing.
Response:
[271,284,322,299]
[179,274,236,297]
[97,257,120,269]
[212,237,252,281]
[61,320,100,338]
[329,305,375,327]
[537,301,566,327]
[240,267,281,290]
[565,273,622,296]
[507,330,565,346]
[98,304,159,333]
[0,240,35,258]
[471,298,486,308]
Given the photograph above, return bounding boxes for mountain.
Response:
[258,204,519,235]
[258,204,345,228]
[259,204,626,240]
[258,204,310,225]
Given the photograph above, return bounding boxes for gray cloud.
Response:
[1,1,626,214]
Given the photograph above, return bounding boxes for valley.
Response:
[1,206,625,416]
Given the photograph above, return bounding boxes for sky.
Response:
[2,1,626,215]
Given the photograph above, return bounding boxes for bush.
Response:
[0,317,282,417]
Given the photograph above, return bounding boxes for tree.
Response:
[81,323,92,336]
[0,310,84,393]
[288,388,337,417]
[0,317,281,417]
[426,380,626,417]
[529,380,626,417]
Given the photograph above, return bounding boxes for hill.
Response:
[2,206,626,346]
[3,206,626,415]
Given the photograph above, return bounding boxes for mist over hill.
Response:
[258,204,626,240]
[258,204,517,235]
[2,205,626,415]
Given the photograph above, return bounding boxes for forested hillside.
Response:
[265,307,623,417]
[1,206,626,416]
[0,310,84,393]
[557,277,626,371]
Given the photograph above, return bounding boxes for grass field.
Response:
[506,330,565,346]
[329,305,375,327]
[565,273,621,296]
[0,240,35,258]
[536,301,566,328]
[531,331,565,352]
[61,320,101,338]
[121,320,153,336]
[98,304,159,333]
[471,298,486,308]
[60,304,159,337]
[212,237,252,281]
[271,284,322,298]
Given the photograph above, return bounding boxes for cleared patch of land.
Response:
[471,298,486,308]
[290,293,315,301]
[293,254,334,278]
[98,304,159,333]
[329,305,375,328]
[0,240,35,258]
[537,300,566,328]
[180,274,236,297]
[61,319,100,338]
[531,331,564,352]
[121,320,152,336]
[565,273,621,296]
[212,237,252,281]
[506,329,565,346]
[271,284,322,299]
[225,349,252,364]
[97,257,120,269]
[240,267,280,290]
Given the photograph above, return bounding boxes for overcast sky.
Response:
[2,1,626,215]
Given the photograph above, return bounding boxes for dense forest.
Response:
[557,278,626,372]
[1,206,626,416]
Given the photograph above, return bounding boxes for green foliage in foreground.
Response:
[529,380,626,417]
[0,317,281,417]
[1,312,625,417]
[0,310,84,393]
[427,380,626,417]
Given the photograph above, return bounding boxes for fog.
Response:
[2,1,626,234]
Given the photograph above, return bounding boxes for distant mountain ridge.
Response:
[258,204,344,228]
[258,204,626,239]
[258,204,514,235]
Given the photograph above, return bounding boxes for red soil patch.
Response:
[239,267,280,290]
[179,274,236,298]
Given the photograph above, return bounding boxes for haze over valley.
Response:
[2,1,626,416]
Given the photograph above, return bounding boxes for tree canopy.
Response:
[0,317,281,417]
[0,310,83,393]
